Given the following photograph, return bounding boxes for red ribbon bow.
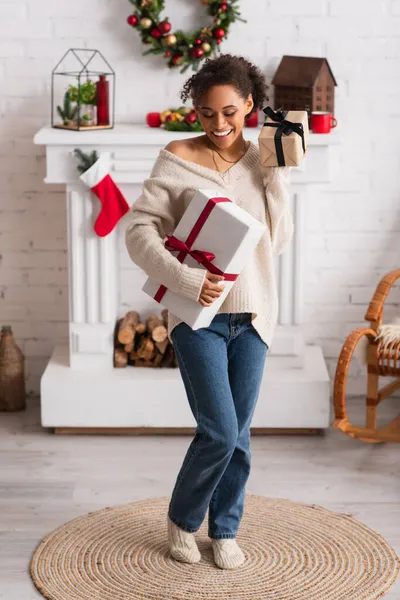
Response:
[165,235,215,267]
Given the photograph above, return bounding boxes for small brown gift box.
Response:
[258,107,309,167]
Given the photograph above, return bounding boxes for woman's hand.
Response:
[199,271,225,307]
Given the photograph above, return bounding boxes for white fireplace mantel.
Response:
[34,124,339,431]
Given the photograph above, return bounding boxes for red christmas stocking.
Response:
[79,153,130,237]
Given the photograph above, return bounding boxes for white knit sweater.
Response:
[125,141,293,348]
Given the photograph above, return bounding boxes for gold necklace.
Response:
[211,150,227,180]
[209,140,248,185]
[210,139,247,164]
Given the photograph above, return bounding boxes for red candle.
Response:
[96,74,110,126]
[146,112,162,128]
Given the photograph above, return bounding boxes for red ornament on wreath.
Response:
[172,55,184,65]
[220,4,228,10]
[150,28,162,38]
[127,14,138,26]
[158,20,171,34]
[192,47,204,59]
[213,27,225,39]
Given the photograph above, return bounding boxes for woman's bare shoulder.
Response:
[164,136,207,161]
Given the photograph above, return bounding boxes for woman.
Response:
[125,54,293,570]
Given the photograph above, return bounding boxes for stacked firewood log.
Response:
[114,309,178,368]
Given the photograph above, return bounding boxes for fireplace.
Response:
[34,124,338,431]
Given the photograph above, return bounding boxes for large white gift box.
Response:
[142,189,266,330]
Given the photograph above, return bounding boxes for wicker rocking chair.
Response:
[333,269,400,443]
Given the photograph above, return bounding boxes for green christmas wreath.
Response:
[126,0,244,73]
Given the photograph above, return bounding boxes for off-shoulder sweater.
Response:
[124,141,293,348]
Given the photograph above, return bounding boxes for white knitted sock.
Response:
[167,517,201,564]
[212,538,245,569]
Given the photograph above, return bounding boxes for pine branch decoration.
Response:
[74,148,99,174]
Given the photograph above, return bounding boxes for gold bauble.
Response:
[140,17,152,28]
[165,34,177,46]
[201,42,211,52]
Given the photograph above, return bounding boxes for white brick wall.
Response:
[0,0,399,397]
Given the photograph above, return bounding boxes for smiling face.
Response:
[194,84,254,149]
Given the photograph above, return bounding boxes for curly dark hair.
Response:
[180,54,268,116]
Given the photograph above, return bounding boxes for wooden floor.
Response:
[1,396,399,599]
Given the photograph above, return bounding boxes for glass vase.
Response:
[79,104,96,127]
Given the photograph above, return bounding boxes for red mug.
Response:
[311,112,337,134]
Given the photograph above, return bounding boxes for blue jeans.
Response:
[168,313,268,539]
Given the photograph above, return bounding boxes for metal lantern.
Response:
[51,48,115,131]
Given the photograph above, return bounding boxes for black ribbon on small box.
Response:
[262,106,306,166]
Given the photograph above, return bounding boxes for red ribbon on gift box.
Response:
[154,196,239,304]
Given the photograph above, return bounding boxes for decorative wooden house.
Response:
[272,56,337,121]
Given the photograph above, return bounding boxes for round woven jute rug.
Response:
[30,495,399,600]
